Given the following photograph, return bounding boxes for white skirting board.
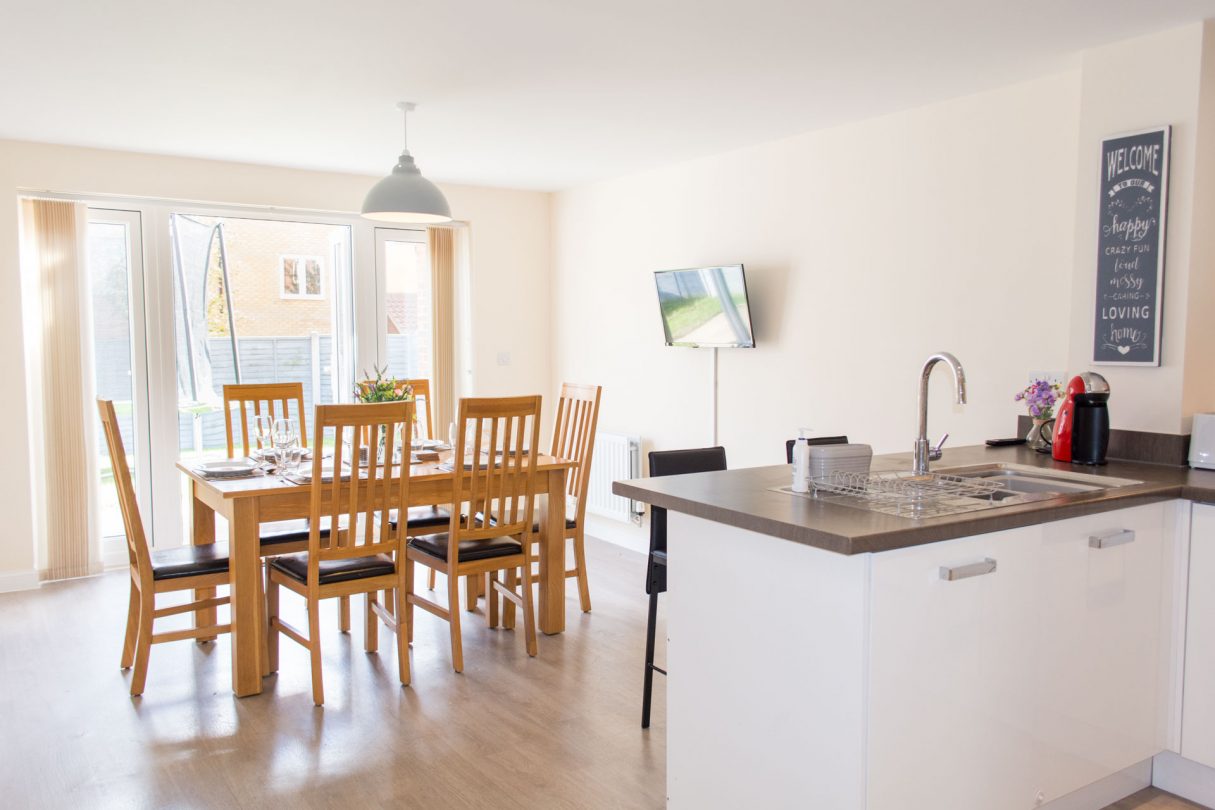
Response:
[1153,751,1215,806]
[0,568,40,593]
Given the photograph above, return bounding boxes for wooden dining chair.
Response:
[223,381,356,634]
[405,395,543,673]
[98,399,232,697]
[265,401,414,705]
[539,382,602,612]
[385,378,456,590]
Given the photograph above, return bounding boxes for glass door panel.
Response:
[86,209,150,556]
[169,214,354,474]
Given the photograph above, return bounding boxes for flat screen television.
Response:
[654,264,755,348]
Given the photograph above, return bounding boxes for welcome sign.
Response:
[1093,127,1170,365]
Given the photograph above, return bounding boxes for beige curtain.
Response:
[20,198,98,581]
[429,226,456,433]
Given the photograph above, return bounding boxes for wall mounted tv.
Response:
[654,265,755,348]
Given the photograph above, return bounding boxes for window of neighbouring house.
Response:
[280,254,324,299]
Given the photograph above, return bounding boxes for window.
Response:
[376,229,432,381]
[280,254,324,299]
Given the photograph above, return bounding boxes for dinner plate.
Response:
[198,459,259,475]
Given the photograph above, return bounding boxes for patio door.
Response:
[85,208,153,564]
[163,212,356,539]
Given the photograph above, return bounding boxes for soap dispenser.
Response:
[792,429,811,493]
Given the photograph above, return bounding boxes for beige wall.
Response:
[1066,22,1215,434]
[0,141,551,582]
[552,72,1083,549]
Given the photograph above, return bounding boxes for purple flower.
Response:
[1015,377,1062,420]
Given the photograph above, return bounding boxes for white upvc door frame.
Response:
[85,207,154,566]
[371,226,429,376]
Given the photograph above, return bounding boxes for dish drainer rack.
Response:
[798,470,1009,518]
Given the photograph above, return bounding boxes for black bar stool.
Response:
[642,446,727,729]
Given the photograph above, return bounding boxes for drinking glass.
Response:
[272,418,299,469]
[253,415,273,457]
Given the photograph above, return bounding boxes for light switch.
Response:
[497,351,511,366]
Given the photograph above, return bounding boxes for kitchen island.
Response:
[614,445,1215,810]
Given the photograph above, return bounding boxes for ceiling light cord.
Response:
[397,101,416,155]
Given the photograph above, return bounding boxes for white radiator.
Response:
[586,432,643,525]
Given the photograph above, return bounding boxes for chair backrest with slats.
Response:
[449,395,543,548]
[223,383,309,457]
[308,402,414,586]
[97,399,152,580]
[403,379,434,440]
[549,383,602,526]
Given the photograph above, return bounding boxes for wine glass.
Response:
[272,418,299,470]
[253,415,273,458]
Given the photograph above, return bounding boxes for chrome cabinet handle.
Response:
[939,557,997,581]
[1089,529,1135,549]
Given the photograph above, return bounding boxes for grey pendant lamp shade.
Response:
[361,102,452,224]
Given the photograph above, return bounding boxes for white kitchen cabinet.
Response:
[1182,503,1215,767]
[1034,503,1168,801]
[868,503,1168,810]
[868,524,1042,810]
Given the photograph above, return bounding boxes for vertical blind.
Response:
[428,226,457,435]
[20,198,99,581]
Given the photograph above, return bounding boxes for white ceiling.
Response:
[3,0,1215,191]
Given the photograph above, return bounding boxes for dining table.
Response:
[178,449,577,697]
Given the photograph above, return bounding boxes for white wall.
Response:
[553,72,1082,545]
[1066,22,1215,435]
[0,140,551,580]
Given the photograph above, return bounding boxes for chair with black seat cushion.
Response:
[98,399,232,697]
[265,401,414,706]
[784,435,849,463]
[643,446,727,729]
[388,379,455,589]
[405,395,543,673]
[223,383,317,553]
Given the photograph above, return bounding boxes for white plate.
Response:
[199,460,259,474]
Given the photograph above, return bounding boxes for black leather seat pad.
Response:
[269,552,396,585]
[151,543,231,581]
[408,532,522,563]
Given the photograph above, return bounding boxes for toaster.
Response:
[1191,413,1215,470]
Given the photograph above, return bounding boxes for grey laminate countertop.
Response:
[611,444,1215,555]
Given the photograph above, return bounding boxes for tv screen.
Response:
[654,265,755,348]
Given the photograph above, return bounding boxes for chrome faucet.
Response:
[914,352,967,474]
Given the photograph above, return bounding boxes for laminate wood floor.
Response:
[1108,788,1211,809]
[1,536,1208,810]
[0,537,666,809]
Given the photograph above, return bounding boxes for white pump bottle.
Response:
[791,428,811,493]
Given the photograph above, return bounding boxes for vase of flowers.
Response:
[1014,377,1063,453]
[354,366,414,464]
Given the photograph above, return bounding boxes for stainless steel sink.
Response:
[935,463,1142,496]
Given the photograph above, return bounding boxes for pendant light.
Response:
[361,102,452,224]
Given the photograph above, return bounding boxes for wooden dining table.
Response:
[178,450,576,697]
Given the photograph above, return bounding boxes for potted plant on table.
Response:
[1014,377,1063,453]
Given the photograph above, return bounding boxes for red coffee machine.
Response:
[1052,372,1111,465]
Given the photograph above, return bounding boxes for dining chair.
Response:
[531,382,601,612]
[643,446,727,729]
[265,401,414,705]
[405,395,543,673]
[223,382,357,635]
[783,435,850,463]
[393,378,456,588]
[98,399,232,697]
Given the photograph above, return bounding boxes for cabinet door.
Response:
[1182,503,1215,766]
[868,525,1042,810]
[1035,502,1168,801]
